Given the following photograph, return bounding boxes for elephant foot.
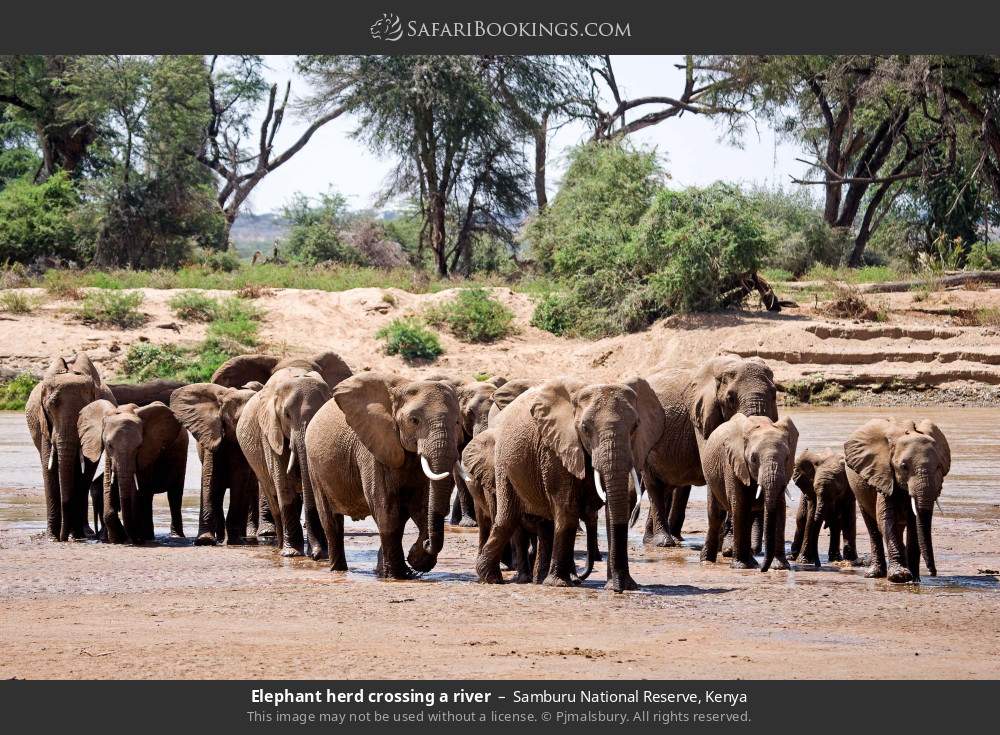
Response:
[170,530,185,539]
[605,571,639,593]
[887,564,914,584]
[476,557,504,584]
[542,573,574,588]
[643,531,677,548]
[309,545,328,562]
[407,546,437,574]
[795,553,820,567]
[195,531,218,546]
[458,516,478,528]
[329,556,348,572]
[842,545,858,562]
[699,549,717,564]
[828,550,843,563]
[864,562,887,578]
[770,556,791,571]
[721,544,734,558]
[511,571,533,584]
[731,557,759,570]
[257,523,277,539]
[280,545,304,558]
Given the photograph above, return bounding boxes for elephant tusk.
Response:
[287,449,296,474]
[456,460,473,484]
[594,469,607,503]
[631,468,644,499]
[48,451,54,470]
[80,452,86,474]
[911,497,918,518]
[754,485,763,503]
[109,470,115,488]
[420,454,451,481]
[935,499,944,515]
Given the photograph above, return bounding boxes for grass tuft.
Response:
[78,290,146,329]
[0,291,36,314]
[376,318,443,363]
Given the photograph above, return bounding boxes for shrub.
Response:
[0,373,40,410]
[748,186,846,277]
[168,291,219,322]
[966,242,1000,270]
[376,318,443,363]
[121,342,187,382]
[282,191,364,266]
[0,172,82,264]
[530,292,583,337]
[425,288,515,343]
[42,269,83,300]
[200,248,243,273]
[821,283,888,322]
[78,290,146,328]
[207,298,260,349]
[0,291,35,314]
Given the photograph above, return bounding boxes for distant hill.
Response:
[229,212,290,258]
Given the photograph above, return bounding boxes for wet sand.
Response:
[1,408,998,680]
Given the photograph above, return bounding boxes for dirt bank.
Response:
[2,284,1000,405]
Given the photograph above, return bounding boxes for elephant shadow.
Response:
[631,583,736,597]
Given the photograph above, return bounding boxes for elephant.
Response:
[701,414,798,572]
[460,427,600,584]
[170,381,263,545]
[237,366,337,558]
[108,379,186,407]
[790,449,858,567]
[304,373,462,579]
[843,418,951,583]
[478,377,664,592]
[640,355,780,548]
[487,379,537,427]
[210,351,352,389]
[26,353,116,541]
[77,400,187,543]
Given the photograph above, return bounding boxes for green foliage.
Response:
[0,172,82,264]
[282,191,362,265]
[0,291,35,314]
[42,269,83,299]
[198,248,242,272]
[803,264,901,284]
[376,318,443,363]
[0,373,40,411]
[747,186,846,276]
[168,291,219,322]
[425,288,515,343]
[121,342,186,382]
[206,298,260,349]
[78,290,146,328]
[529,292,581,337]
[966,242,1000,270]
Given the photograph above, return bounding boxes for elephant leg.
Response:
[877,493,912,583]
[721,514,735,557]
[476,473,520,584]
[167,483,184,538]
[801,498,821,567]
[303,487,328,562]
[532,519,554,584]
[750,508,764,556]
[700,490,725,563]
[791,496,807,559]
[312,488,347,572]
[103,471,127,544]
[544,511,579,587]
[277,494,304,557]
[827,515,843,562]
[605,508,639,592]
[373,503,412,580]
[642,474,676,547]
[405,491,437,574]
[40,437,61,540]
[226,470,253,545]
[138,491,154,542]
[731,491,758,569]
[771,501,790,570]
[257,490,276,539]
[457,480,477,527]
[510,528,533,584]
[841,496,859,562]
[859,503,887,578]
[195,450,221,545]
[666,485,690,541]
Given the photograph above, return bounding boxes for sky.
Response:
[243,55,811,215]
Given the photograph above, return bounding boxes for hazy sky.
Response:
[244,55,811,214]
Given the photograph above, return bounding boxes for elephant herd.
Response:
[24,351,951,591]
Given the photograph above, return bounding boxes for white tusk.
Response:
[631,468,644,499]
[911,497,918,517]
[420,454,451,481]
[109,470,116,487]
[594,469,607,503]
[456,460,473,484]
[48,451,54,470]
[755,485,763,503]
[935,499,943,515]
[287,449,296,474]
[94,450,105,479]
[784,486,791,499]
[80,452,86,474]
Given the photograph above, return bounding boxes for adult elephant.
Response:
[844,418,950,583]
[790,449,858,567]
[478,378,664,592]
[641,355,780,547]
[701,414,798,572]
[237,365,342,558]
[108,379,186,407]
[26,353,115,541]
[78,401,187,543]
[210,351,351,389]
[170,381,263,545]
[305,373,462,578]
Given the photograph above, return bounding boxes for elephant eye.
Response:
[409,415,419,426]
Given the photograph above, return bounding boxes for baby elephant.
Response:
[790,449,858,567]
[78,400,188,543]
[702,414,798,571]
[844,417,950,583]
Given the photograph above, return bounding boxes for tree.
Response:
[0,113,39,186]
[195,55,348,241]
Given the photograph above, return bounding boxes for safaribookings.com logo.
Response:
[370,14,631,42]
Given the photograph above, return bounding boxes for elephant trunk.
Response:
[116,460,142,543]
[759,460,785,572]
[912,494,937,577]
[295,431,326,557]
[813,497,827,527]
[420,422,457,559]
[739,395,777,421]
[594,436,635,591]
[197,447,216,542]
[55,437,80,541]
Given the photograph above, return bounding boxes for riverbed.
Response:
[1,407,998,679]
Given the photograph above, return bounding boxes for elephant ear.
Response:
[333,372,407,469]
[242,381,264,392]
[492,379,536,413]
[308,351,353,388]
[77,399,117,462]
[462,430,496,484]
[915,420,951,476]
[136,402,182,469]
[258,386,287,456]
[844,419,895,496]
[776,416,799,481]
[210,354,280,388]
[622,376,665,470]
[169,383,227,451]
[691,359,734,439]
[70,352,104,389]
[723,416,752,486]
[530,379,585,480]
[489,375,508,388]
[44,356,69,378]
[792,449,820,492]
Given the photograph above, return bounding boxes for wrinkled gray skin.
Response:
[701,414,798,572]
[641,356,779,548]
[26,354,116,541]
[844,418,950,583]
[305,373,462,579]
[78,401,187,543]
[480,378,664,592]
[170,382,262,545]
[790,449,858,567]
[237,367,334,558]
[108,379,186,407]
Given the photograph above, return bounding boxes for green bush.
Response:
[0,172,82,264]
[42,269,83,299]
[207,298,260,349]
[0,291,35,314]
[78,290,146,328]
[530,292,588,337]
[376,318,443,363]
[282,191,364,266]
[199,249,243,273]
[426,288,515,343]
[966,242,1000,270]
[121,342,187,382]
[747,186,847,277]
[0,373,40,410]
[168,291,219,322]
